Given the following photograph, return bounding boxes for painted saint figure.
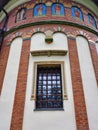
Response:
[16,8,26,22]
[55,4,61,15]
[37,5,43,16]
[74,8,80,18]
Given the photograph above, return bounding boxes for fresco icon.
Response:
[52,3,64,16]
[88,14,96,28]
[71,7,83,20]
[34,4,46,17]
[16,8,26,22]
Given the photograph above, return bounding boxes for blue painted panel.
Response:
[71,7,83,20]
[88,14,96,28]
[34,4,46,17]
[52,3,64,16]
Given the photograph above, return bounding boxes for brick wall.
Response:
[4,0,98,31]
[68,37,89,130]
[0,0,98,130]
[89,43,98,86]
[0,40,10,94]
[10,39,30,130]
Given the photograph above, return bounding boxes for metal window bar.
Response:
[36,65,63,109]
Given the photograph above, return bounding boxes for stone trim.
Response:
[30,50,67,57]
[31,61,68,100]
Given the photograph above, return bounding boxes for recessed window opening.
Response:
[36,64,63,110]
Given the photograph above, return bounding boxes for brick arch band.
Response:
[5,26,97,45]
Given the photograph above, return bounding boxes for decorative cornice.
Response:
[30,50,68,57]
[5,21,98,37]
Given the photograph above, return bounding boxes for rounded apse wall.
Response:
[0,1,98,130]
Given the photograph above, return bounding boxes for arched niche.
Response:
[71,6,83,20]
[33,4,46,17]
[88,13,97,28]
[15,7,27,22]
[51,3,65,16]
[30,32,68,52]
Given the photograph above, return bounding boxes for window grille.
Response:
[36,65,63,110]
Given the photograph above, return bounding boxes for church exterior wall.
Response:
[0,0,98,130]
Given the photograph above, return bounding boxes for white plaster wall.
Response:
[0,38,22,130]
[30,32,68,51]
[95,42,98,54]
[76,36,98,130]
[23,33,76,130]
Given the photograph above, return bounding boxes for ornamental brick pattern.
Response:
[68,37,89,130]
[10,39,30,130]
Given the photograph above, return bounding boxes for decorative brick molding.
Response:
[68,37,89,130]
[4,25,97,46]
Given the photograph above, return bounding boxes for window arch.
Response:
[15,7,26,22]
[71,6,83,20]
[33,4,46,17]
[88,13,96,28]
[51,3,65,16]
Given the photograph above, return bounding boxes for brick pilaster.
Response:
[68,37,89,130]
[0,40,10,94]
[89,43,98,86]
[10,39,30,130]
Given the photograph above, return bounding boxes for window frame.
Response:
[31,61,68,110]
[15,7,27,22]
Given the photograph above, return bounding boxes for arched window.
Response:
[71,6,83,20]
[15,8,26,22]
[33,4,46,17]
[88,14,96,28]
[52,3,64,16]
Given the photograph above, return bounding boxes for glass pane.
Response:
[48,75,51,80]
[42,102,47,108]
[48,91,51,94]
[58,85,61,88]
[42,95,46,100]
[57,76,60,80]
[43,86,46,90]
[38,86,42,90]
[38,81,42,85]
[57,81,60,84]
[52,81,56,84]
[43,75,46,80]
[57,95,62,100]
[47,102,52,107]
[36,65,63,109]
[38,91,41,94]
[58,90,61,94]
[48,85,51,90]
[43,91,47,95]
[39,76,42,80]
[48,81,51,84]
[43,81,46,84]
[37,96,42,100]
[52,75,56,80]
